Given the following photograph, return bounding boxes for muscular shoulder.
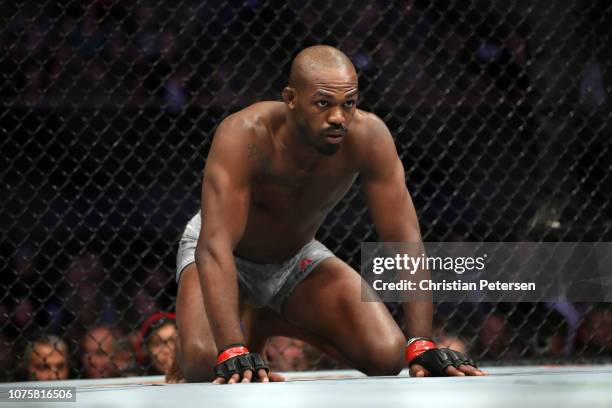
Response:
[346,109,398,173]
[209,101,282,170]
[353,109,389,133]
[214,102,281,145]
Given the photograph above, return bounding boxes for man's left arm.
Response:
[360,115,485,376]
[358,118,432,340]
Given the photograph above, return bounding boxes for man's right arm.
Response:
[195,117,255,350]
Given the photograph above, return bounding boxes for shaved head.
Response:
[288,45,357,89]
[283,46,359,156]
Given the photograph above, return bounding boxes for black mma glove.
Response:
[405,337,478,376]
[213,343,269,381]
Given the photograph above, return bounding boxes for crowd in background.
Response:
[1,243,611,381]
[0,0,541,110]
[21,315,178,381]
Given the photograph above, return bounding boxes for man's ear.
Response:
[282,87,297,109]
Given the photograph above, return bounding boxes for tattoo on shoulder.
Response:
[246,142,270,167]
[246,142,273,174]
[247,143,260,159]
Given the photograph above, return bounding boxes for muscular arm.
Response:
[195,118,255,348]
[359,115,432,339]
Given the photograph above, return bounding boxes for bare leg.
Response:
[173,264,352,382]
[174,265,273,382]
[174,264,218,382]
[283,257,406,376]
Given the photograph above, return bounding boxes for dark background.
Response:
[1,0,611,380]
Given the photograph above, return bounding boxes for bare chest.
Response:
[251,160,357,214]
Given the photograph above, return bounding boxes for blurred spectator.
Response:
[552,301,581,356]
[133,5,159,59]
[0,302,10,331]
[575,306,612,356]
[128,287,160,326]
[81,326,121,379]
[524,305,569,359]
[0,333,14,382]
[164,69,189,113]
[2,246,47,337]
[58,252,115,347]
[143,265,175,311]
[580,61,607,110]
[25,334,70,381]
[66,251,105,285]
[265,336,312,372]
[114,334,140,377]
[68,8,105,60]
[479,314,507,356]
[534,330,566,359]
[12,298,37,331]
[13,246,36,281]
[477,313,520,360]
[136,312,177,375]
[436,333,468,354]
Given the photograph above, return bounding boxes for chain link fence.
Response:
[1,0,611,381]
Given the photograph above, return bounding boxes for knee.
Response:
[180,341,216,383]
[360,333,405,376]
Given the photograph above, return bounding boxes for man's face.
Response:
[147,323,177,374]
[290,67,358,155]
[81,329,118,378]
[28,343,69,381]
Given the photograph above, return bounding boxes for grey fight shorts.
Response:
[176,212,335,314]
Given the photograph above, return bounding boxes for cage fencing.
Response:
[1,0,611,380]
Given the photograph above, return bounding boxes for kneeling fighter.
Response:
[172,45,484,384]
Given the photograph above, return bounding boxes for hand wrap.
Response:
[213,344,269,380]
[405,337,477,376]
